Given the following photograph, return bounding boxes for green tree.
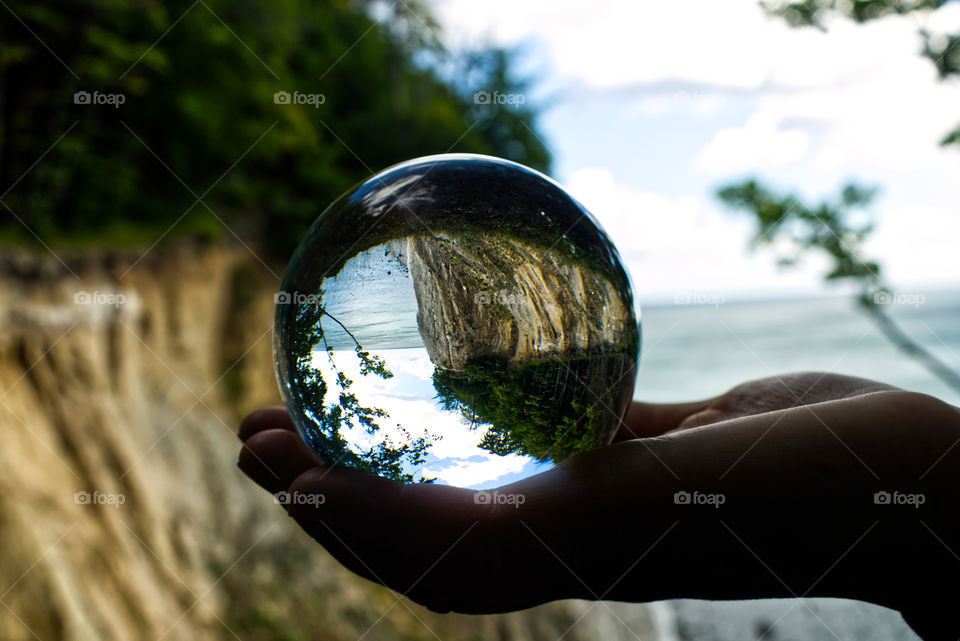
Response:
[0,0,551,258]
[718,181,960,392]
[716,1,959,393]
[282,295,433,483]
[432,353,631,464]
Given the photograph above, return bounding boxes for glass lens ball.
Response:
[274,154,640,489]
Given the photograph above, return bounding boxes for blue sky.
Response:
[434,0,960,303]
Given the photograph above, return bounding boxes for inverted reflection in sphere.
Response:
[274,154,640,489]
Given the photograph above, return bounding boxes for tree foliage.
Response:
[433,354,629,464]
[716,1,960,393]
[283,296,434,483]
[718,181,960,392]
[0,0,550,257]
[717,180,881,282]
[764,0,949,26]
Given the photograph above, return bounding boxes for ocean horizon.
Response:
[635,288,960,407]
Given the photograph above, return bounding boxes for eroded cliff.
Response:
[0,244,659,641]
[407,233,636,371]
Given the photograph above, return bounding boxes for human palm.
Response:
[239,372,960,640]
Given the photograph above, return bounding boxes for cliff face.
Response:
[407,233,636,371]
[0,244,659,641]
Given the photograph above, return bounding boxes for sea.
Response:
[636,289,960,407]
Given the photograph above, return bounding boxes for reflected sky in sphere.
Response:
[274,154,640,489]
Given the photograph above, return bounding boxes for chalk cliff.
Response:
[0,244,657,641]
[407,233,636,371]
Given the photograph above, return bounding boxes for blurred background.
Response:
[1,0,958,639]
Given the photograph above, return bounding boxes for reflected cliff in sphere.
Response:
[274,154,640,489]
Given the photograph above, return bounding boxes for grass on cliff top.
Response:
[0,212,226,253]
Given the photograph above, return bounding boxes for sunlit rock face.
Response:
[274,154,640,489]
[407,233,634,371]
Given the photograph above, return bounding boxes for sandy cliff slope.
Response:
[0,244,659,641]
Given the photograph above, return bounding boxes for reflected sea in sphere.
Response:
[274,154,640,489]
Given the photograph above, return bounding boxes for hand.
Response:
[238,373,960,639]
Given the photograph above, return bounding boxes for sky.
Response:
[317,247,550,488]
[432,0,960,304]
[312,345,545,488]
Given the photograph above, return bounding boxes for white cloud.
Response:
[437,0,960,174]
[695,112,811,173]
[435,0,955,90]
[566,168,960,298]
[864,204,960,289]
[564,168,830,301]
[434,0,960,292]
[311,347,541,488]
[747,55,960,174]
[436,0,783,89]
[420,452,530,488]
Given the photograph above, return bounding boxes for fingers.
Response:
[238,428,323,495]
[289,465,495,607]
[234,408,553,612]
[288,463,483,528]
[281,464,571,613]
[238,407,319,494]
[612,398,714,442]
[674,407,733,429]
[238,406,296,441]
